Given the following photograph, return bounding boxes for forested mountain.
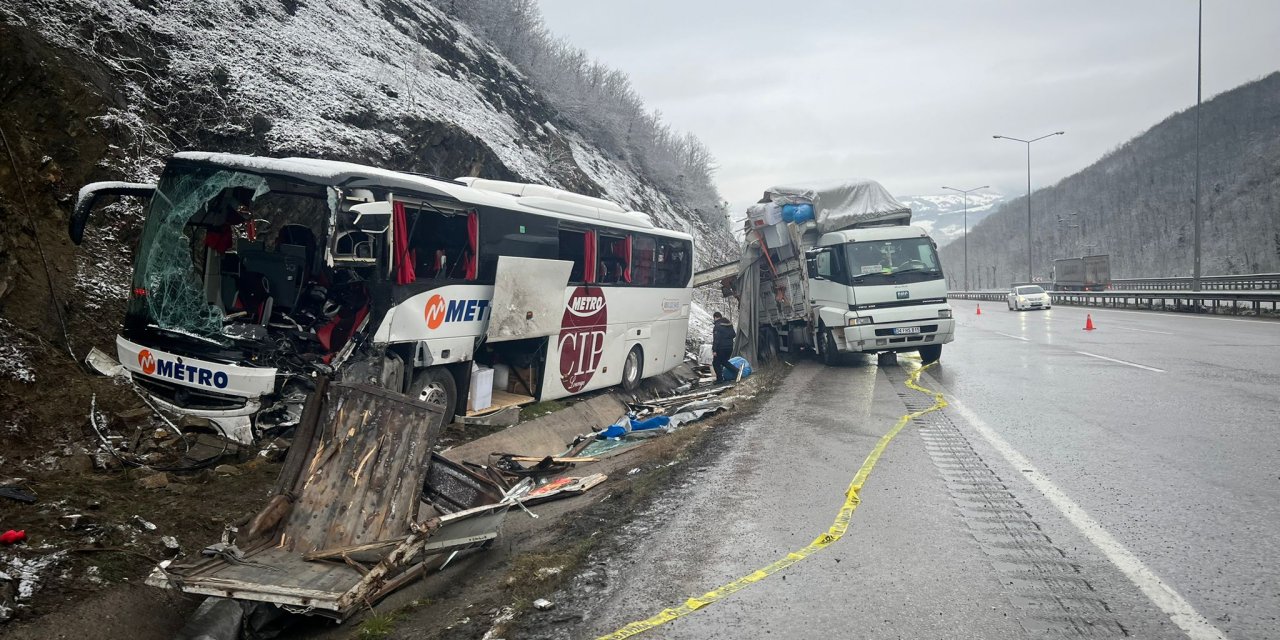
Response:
[939,72,1280,289]
[0,0,733,451]
[899,192,1005,247]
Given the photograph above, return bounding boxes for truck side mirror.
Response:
[69,182,156,245]
[806,255,826,280]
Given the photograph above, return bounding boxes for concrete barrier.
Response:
[441,393,627,464]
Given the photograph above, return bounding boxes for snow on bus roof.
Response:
[171,152,682,237]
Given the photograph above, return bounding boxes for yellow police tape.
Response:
[596,362,947,639]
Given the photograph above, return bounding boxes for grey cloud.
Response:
[540,0,1280,216]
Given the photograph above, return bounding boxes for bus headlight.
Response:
[849,316,873,326]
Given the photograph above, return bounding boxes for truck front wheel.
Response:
[819,327,843,366]
[918,344,942,364]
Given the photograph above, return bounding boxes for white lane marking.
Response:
[1110,326,1175,335]
[994,331,1030,342]
[942,394,1229,640]
[1074,351,1166,373]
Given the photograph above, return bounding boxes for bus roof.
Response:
[171,152,690,239]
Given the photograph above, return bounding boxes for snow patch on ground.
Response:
[2,551,67,601]
[0,319,35,384]
[687,301,714,348]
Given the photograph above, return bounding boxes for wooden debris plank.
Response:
[302,537,406,562]
[281,384,444,553]
[500,455,598,463]
[466,390,535,417]
[273,376,329,496]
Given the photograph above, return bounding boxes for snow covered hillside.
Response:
[0,1,737,456]
[899,192,1005,246]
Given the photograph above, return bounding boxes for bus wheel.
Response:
[759,327,780,363]
[621,346,643,391]
[411,367,457,422]
[919,344,942,364]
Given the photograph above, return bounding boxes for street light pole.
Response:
[1193,0,1203,291]
[941,185,989,291]
[994,131,1064,283]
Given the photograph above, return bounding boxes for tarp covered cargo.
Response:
[764,180,911,233]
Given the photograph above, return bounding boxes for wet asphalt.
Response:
[540,303,1280,639]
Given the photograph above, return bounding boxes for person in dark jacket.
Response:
[711,312,739,383]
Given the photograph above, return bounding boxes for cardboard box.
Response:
[507,366,537,395]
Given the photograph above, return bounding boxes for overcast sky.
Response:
[538,0,1280,215]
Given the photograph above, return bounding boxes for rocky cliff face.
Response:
[0,0,735,452]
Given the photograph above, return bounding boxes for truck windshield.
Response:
[126,163,336,340]
[844,237,943,285]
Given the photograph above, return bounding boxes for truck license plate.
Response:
[892,327,921,335]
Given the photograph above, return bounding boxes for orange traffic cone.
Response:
[976,304,982,315]
[1084,314,1096,331]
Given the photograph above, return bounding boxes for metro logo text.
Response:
[137,349,229,389]
[425,294,490,330]
[569,296,605,314]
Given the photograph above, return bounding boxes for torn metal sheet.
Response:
[521,473,607,505]
[84,347,126,378]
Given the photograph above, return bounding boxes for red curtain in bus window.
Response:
[584,230,597,283]
[622,235,633,283]
[465,210,479,280]
[393,201,415,285]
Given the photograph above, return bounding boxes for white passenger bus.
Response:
[72,153,694,442]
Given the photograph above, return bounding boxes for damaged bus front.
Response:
[73,155,406,442]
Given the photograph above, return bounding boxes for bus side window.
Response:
[631,236,656,286]
[407,206,472,280]
[559,229,587,283]
[597,234,628,285]
[655,238,690,287]
[476,207,558,282]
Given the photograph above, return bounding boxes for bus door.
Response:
[485,256,573,342]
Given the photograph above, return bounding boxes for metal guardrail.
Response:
[1109,273,1280,291]
[949,290,1280,316]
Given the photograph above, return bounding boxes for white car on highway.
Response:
[1007,285,1051,311]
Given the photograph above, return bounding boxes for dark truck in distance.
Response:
[1053,255,1111,291]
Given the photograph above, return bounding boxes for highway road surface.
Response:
[527,303,1280,639]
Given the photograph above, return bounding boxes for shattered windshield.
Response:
[844,237,943,285]
[126,164,335,340]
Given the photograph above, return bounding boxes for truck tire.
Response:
[819,327,843,367]
[621,346,643,391]
[918,344,942,364]
[411,367,457,422]
[758,327,780,364]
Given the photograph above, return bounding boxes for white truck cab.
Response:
[805,224,954,363]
